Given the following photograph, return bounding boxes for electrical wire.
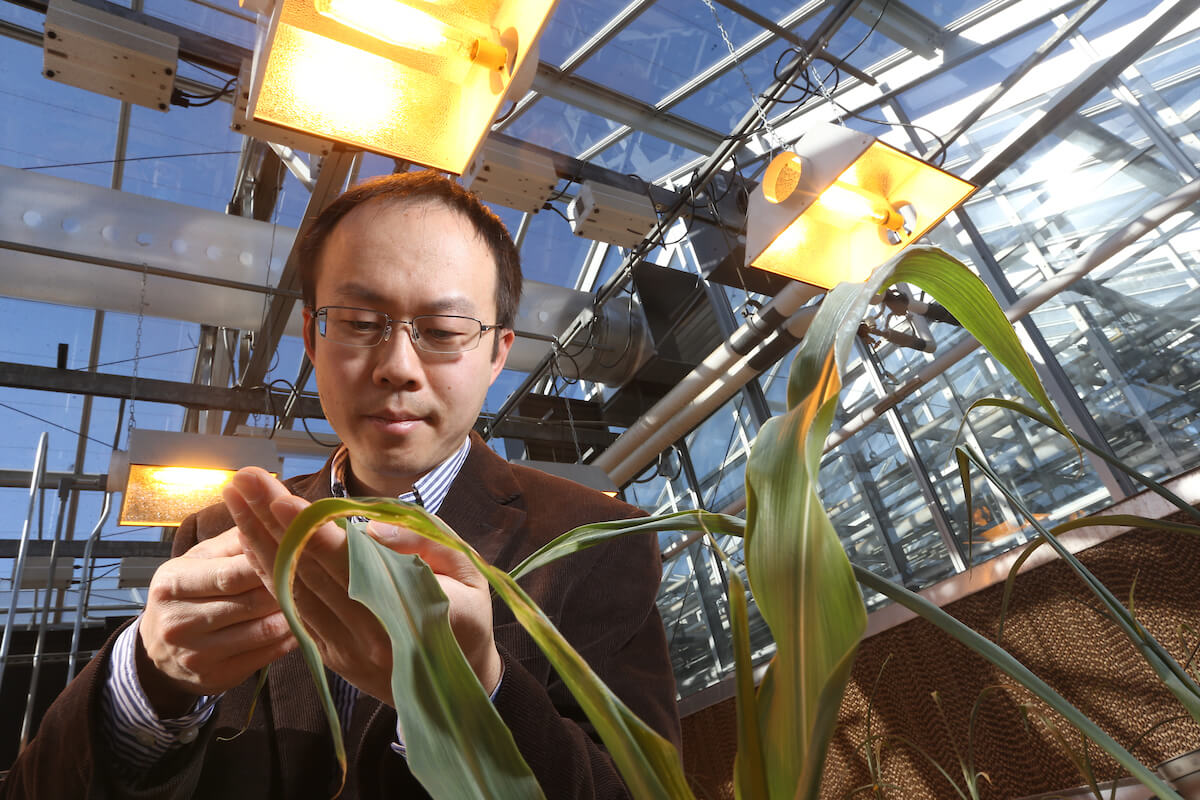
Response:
[171,74,237,108]
[546,203,573,224]
[492,99,519,126]
[264,378,339,448]
[73,345,200,372]
[547,177,576,204]
[827,95,950,167]
[841,0,892,65]
[0,401,112,448]
[21,150,242,171]
[630,173,693,250]
[179,57,235,84]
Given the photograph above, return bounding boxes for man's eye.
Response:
[424,328,460,341]
[336,318,382,333]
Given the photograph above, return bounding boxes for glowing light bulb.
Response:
[315,0,509,72]
[816,181,904,233]
[146,466,237,491]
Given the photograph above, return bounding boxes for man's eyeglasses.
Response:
[314,306,501,354]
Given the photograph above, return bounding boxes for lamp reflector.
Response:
[247,0,557,174]
[746,123,976,289]
[112,431,281,527]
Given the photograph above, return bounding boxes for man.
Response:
[4,172,680,798]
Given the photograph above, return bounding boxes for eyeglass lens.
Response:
[318,307,483,353]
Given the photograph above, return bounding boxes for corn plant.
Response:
[275,247,1194,799]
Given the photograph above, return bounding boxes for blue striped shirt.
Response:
[102,438,473,772]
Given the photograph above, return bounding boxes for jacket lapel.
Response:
[436,432,527,571]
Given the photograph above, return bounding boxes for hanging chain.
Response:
[806,61,844,125]
[563,387,583,464]
[700,0,786,151]
[128,265,148,434]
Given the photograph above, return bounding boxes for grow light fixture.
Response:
[745,122,976,289]
[109,431,281,527]
[245,0,557,174]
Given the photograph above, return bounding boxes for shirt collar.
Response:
[328,437,471,516]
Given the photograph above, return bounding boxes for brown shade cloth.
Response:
[681,523,1200,799]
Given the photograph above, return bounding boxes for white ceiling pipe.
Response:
[597,303,820,486]
[592,280,820,481]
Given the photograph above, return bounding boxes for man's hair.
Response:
[297,171,523,330]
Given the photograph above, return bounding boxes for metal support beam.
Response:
[0,360,326,419]
[854,338,967,573]
[531,63,725,155]
[928,0,1108,163]
[223,147,357,434]
[0,539,172,558]
[497,0,656,132]
[851,0,942,59]
[966,0,1197,188]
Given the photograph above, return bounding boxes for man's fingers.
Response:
[189,586,282,631]
[366,522,482,585]
[267,494,351,586]
[179,622,298,693]
[152,553,264,601]
[182,528,244,560]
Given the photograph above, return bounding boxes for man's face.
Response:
[303,199,514,497]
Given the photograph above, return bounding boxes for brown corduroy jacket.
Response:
[3,433,680,799]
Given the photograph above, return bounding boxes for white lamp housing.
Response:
[109,430,282,527]
[118,557,169,588]
[19,557,74,590]
[43,0,178,112]
[462,138,558,213]
[567,180,658,250]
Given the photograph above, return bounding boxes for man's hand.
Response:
[223,467,502,707]
[138,529,297,718]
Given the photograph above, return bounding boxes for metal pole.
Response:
[0,432,49,695]
[67,492,113,682]
[21,480,72,750]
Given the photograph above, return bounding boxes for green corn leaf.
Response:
[742,246,1056,799]
[344,521,546,799]
[274,500,351,794]
[995,513,1200,644]
[852,565,1183,800]
[706,536,767,800]
[745,338,865,799]
[886,249,1071,441]
[966,398,1200,524]
[276,497,694,800]
[956,446,1200,723]
[511,510,745,580]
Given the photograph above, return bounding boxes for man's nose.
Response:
[373,322,424,385]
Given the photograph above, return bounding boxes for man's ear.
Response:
[302,306,317,362]
[489,327,515,384]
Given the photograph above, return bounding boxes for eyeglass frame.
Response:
[312,305,503,354]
